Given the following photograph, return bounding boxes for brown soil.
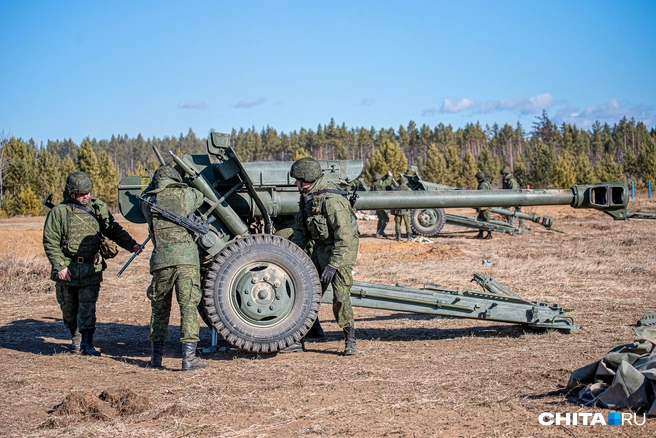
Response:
[1,198,655,437]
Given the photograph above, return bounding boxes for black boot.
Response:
[181,343,208,371]
[70,328,81,354]
[396,232,401,241]
[279,341,305,353]
[343,326,356,356]
[80,329,101,356]
[150,341,164,368]
[306,319,326,339]
[475,231,485,239]
[407,233,413,242]
[484,231,493,239]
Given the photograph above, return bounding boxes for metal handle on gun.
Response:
[117,236,150,277]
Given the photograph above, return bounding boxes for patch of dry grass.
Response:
[0,252,52,295]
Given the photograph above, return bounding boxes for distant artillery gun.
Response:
[401,171,561,237]
[117,132,645,353]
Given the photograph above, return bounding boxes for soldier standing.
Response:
[140,165,207,371]
[475,172,493,239]
[43,171,141,356]
[501,167,523,227]
[289,157,359,356]
[392,176,413,241]
[372,171,394,238]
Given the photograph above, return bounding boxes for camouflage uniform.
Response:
[475,172,493,239]
[43,171,138,355]
[141,165,207,370]
[372,173,394,237]
[501,168,522,227]
[290,157,359,355]
[392,177,413,240]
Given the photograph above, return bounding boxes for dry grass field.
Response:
[0,198,655,437]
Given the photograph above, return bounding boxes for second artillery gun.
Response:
[118,132,638,353]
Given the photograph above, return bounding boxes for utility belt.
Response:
[67,254,98,264]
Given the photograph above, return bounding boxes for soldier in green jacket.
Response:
[501,167,523,227]
[475,172,493,239]
[43,171,140,356]
[372,171,394,238]
[393,176,413,241]
[289,157,359,356]
[140,165,208,371]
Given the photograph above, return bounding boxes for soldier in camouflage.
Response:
[475,172,493,239]
[43,171,140,356]
[372,171,395,238]
[140,165,208,371]
[501,167,523,228]
[289,157,359,356]
[392,176,413,241]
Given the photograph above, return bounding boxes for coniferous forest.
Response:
[1,111,655,216]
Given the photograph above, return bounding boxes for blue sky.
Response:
[1,0,655,146]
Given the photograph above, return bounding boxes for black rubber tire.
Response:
[201,234,322,353]
[411,208,446,237]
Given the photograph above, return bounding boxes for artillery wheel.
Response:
[411,208,446,237]
[201,234,322,353]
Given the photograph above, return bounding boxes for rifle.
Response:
[116,236,150,277]
[138,195,210,236]
[43,193,55,209]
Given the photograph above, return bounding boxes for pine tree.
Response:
[421,144,448,184]
[96,150,119,208]
[528,141,556,188]
[594,153,624,182]
[553,150,577,188]
[574,154,595,184]
[460,152,478,189]
[444,146,464,187]
[19,187,41,216]
[77,140,100,194]
[477,148,499,185]
[365,139,408,182]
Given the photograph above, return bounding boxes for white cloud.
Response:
[556,98,655,128]
[177,101,208,110]
[441,98,476,113]
[234,97,267,109]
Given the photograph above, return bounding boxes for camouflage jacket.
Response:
[392,182,411,215]
[141,178,204,272]
[502,174,520,190]
[477,180,492,191]
[291,177,359,269]
[43,197,138,286]
[372,174,394,191]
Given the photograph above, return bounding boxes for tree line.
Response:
[1,112,655,217]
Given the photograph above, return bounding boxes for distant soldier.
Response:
[475,172,493,239]
[501,167,523,227]
[289,157,359,356]
[140,165,208,371]
[392,176,413,241]
[43,171,141,356]
[372,171,394,238]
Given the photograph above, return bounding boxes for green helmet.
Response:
[65,171,93,194]
[475,172,486,181]
[501,167,511,175]
[153,165,182,183]
[290,157,323,183]
[373,173,382,181]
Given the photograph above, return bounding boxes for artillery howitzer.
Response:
[401,171,559,237]
[118,132,637,353]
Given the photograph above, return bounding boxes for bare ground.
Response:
[0,198,655,437]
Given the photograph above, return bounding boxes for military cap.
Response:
[153,165,182,183]
[501,167,511,175]
[290,157,323,183]
[65,171,93,194]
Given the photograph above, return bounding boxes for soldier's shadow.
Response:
[0,318,223,367]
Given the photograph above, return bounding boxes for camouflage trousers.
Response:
[147,264,201,343]
[376,210,389,232]
[55,282,101,332]
[477,208,490,222]
[394,212,412,234]
[319,264,355,329]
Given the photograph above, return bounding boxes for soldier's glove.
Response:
[320,266,337,284]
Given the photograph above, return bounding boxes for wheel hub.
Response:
[418,209,438,227]
[233,265,294,323]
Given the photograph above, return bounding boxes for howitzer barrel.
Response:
[227,183,629,219]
